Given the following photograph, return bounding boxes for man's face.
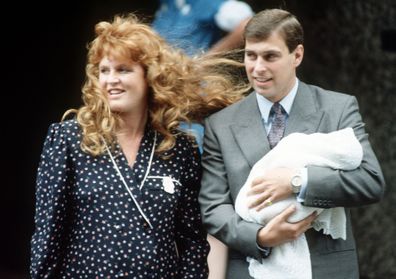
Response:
[244,32,303,102]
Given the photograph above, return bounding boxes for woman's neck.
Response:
[116,111,149,167]
[116,110,148,139]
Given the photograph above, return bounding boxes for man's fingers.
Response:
[255,199,273,211]
[305,211,318,224]
[247,185,264,196]
[251,176,265,187]
[248,193,267,208]
[278,204,297,220]
[297,211,318,233]
[248,179,266,195]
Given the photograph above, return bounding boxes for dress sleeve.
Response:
[30,123,74,279]
[175,137,210,278]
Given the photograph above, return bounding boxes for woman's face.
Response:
[99,56,149,116]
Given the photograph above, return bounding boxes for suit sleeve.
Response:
[199,118,263,259]
[30,123,73,279]
[304,96,385,207]
[176,138,210,278]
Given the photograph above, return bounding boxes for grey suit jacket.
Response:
[199,82,385,279]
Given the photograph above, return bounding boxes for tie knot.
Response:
[270,102,285,116]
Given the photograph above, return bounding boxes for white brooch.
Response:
[163,177,175,194]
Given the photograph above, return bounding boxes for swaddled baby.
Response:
[235,127,363,279]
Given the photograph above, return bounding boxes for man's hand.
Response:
[257,205,317,247]
[247,167,296,211]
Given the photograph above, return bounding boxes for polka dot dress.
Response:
[30,119,209,278]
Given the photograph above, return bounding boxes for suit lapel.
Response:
[285,82,324,135]
[230,83,324,168]
[230,93,270,168]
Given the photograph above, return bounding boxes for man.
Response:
[199,9,385,279]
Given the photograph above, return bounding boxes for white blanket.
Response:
[235,128,363,279]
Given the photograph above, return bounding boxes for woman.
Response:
[30,14,248,278]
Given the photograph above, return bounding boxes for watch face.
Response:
[292,175,302,193]
[292,176,302,186]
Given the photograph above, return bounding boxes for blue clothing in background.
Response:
[152,0,225,55]
[153,0,253,153]
[153,0,223,152]
[179,122,205,154]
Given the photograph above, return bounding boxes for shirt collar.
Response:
[256,78,299,123]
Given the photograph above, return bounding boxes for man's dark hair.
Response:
[244,9,304,53]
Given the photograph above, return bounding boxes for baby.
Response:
[235,128,363,279]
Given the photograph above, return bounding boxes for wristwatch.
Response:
[291,170,303,194]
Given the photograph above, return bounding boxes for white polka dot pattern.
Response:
[30,119,209,278]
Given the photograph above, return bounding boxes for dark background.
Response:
[2,0,395,278]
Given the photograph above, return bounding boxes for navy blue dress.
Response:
[30,119,209,278]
